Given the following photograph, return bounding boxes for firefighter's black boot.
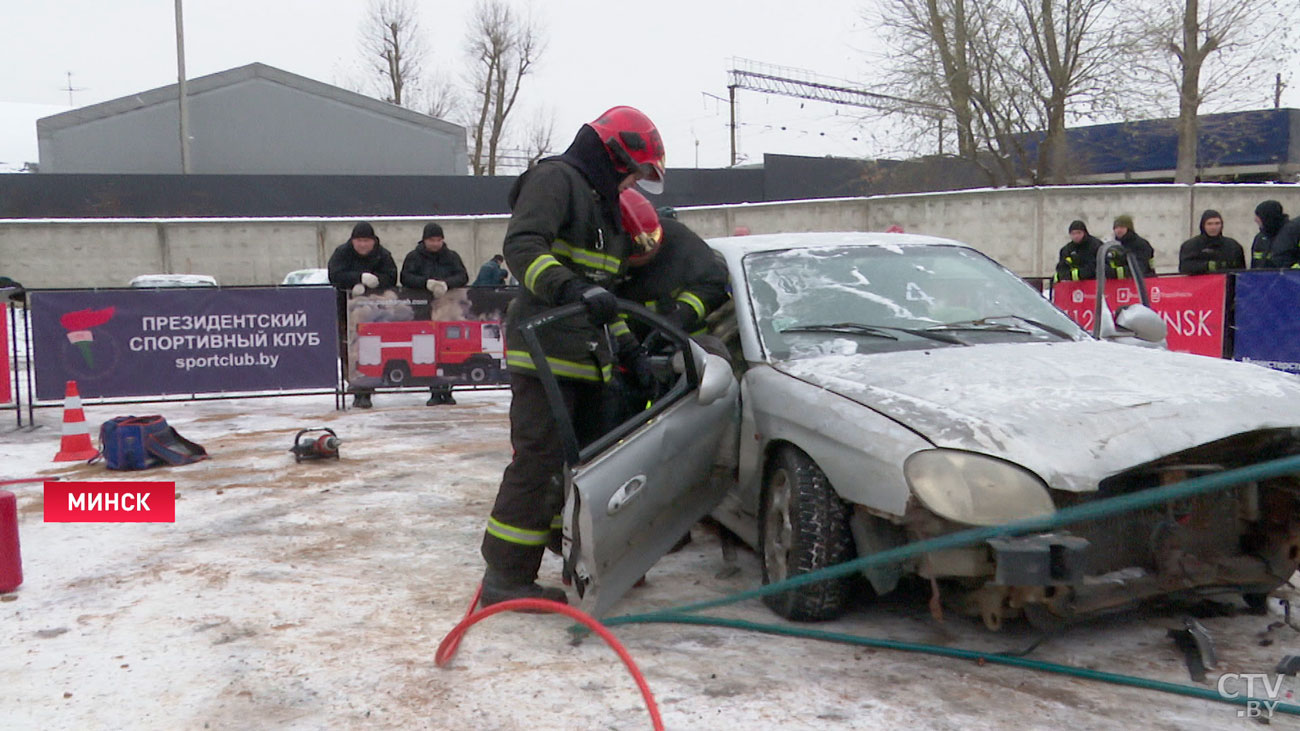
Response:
[352,392,373,409]
[480,567,568,608]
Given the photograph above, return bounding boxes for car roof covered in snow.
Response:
[281,268,330,285]
[705,231,969,265]
[129,273,219,288]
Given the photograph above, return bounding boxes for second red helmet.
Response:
[619,188,663,266]
[589,106,667,194]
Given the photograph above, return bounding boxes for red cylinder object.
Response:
[0,490,21,593]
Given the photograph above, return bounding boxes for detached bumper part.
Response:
[986,534,1089,586]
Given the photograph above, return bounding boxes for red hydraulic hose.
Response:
[436,584,664,731]
[0,477,59,487]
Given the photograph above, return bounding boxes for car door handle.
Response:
[607,475,647,515]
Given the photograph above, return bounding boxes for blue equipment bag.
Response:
[97,415,208,470]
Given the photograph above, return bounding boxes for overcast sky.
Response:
[2,0,1298,173]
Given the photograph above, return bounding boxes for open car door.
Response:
[518,302,739,617]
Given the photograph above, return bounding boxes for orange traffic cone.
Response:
[53,380,99,462]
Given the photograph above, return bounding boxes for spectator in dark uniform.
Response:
[327,222,398,410]
[1111,214,1156,278]
[400,222,469,406]
[1178,210,1244,274]
[1251,200,1300,269]
[328,222,398,295]
[1054,220,1104,283]
[400,222,469,295]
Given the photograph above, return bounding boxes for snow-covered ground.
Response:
[3,390,1300,729]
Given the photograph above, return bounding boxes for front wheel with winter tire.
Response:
[759,445,857,622]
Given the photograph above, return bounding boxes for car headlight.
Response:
[905,450,1055,526]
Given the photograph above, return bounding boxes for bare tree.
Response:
[1128,0,1291,182]
[360,0,426,108]
[422,74,460,120]
[869,0,981,161]
[522,109,556,167]
[867,0,1127,185]
[1007,0,1122,183]
[464,0,545,175]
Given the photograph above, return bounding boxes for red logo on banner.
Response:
[44,482,176,523]
[1052,275,1228,357]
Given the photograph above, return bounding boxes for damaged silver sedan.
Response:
[696,232,1300,629]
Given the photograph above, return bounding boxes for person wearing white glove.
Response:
[326,222,397,410]
[400,222,469,298]
[327,222,397,294]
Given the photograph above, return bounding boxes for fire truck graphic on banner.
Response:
[356,320,504,386]
[343,286,515,389]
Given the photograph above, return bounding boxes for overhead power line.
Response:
[724,57,945,166]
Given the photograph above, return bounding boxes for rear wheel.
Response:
[464,356,497,383]
[759,445,857,621]
[383,361,410,386]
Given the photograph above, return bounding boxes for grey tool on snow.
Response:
[1167,617,1217,682]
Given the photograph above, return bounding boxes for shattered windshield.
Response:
[743,244,1086,360]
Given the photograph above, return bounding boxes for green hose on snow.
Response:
[594,453,1300,716]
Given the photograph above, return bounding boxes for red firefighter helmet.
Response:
[619,188,663,267]
[589,106,666,194]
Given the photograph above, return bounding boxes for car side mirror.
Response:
[1115,304,1167,343]
[683,340,732,406]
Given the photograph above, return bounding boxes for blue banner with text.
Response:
[30,287,339,399]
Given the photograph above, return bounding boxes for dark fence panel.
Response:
[0,163,821,219]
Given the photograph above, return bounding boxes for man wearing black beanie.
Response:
[1110,214,1156,277]
[400,221,469,406]
[400,222,468,299]
[328,222,398,295]
[327,222,398,409]
[1054,220,1103,282]
[1179,209,1244,274]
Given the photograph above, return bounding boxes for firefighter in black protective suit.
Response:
[1054,220,1104,283]
[614,189,730,339]
[479,106,667,607]
[1251,200,1300,269]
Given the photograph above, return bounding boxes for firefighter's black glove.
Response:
[581,286,618,325]
[658,301,694,332]
[559,279,618,325]
[621,344,656,391]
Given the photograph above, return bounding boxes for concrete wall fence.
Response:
[4,183,1298,289]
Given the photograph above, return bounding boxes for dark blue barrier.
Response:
[29,287,339,400]
[1232,270,1300,374]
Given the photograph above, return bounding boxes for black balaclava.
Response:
[505,125,623,229]
[553,125,623,224]
[1199,209,1222,239]
[1256,200,1286,236]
